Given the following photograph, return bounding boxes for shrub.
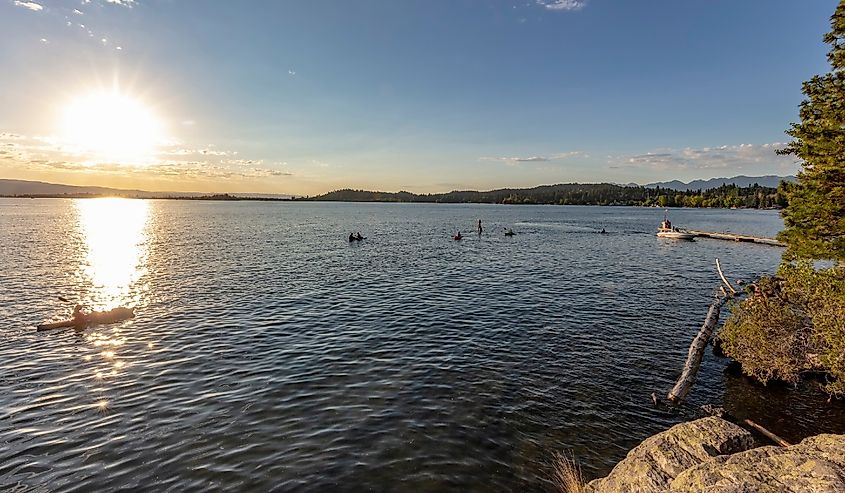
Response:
[719,262,845,396]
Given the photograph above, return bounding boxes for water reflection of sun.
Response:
[76,198,149,307]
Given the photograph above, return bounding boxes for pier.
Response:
[687,230,785,247]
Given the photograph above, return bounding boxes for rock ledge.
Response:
[585,417,845,493]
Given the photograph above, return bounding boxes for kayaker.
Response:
[349,233,355,242]
[454,231,462,240]
[355,232,364,241]
[601,228,606,234]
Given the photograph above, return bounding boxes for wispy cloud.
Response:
[482,151,586,165]
[223,159,263,166]
[13,1,44,11]
[161,146,237,157]
[103,0,135,6]
[613,143,795,172]
[536,0,586,12]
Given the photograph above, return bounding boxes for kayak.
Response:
[504,231,515,236]
[37,307,135,332]
[453,235,462,241]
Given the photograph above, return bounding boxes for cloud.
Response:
[103,0,135,6]
[13,1,43,11]
[223,159,264,166]
[482,150,585,165]
[146,162,292,180]
[614,143,795,172]
[0,132,293,183]
[161,146,236,157]
[536,0,586,11]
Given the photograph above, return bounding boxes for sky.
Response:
[0,0,838,195]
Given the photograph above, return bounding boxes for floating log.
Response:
[687,230,785,247]
[667,294,727,404]
[744,418,792,447]
[699,405,792,447]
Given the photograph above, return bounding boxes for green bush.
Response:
[719,262,845,396]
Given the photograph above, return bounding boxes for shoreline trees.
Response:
[720,1,845,397]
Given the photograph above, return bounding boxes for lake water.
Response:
[1,199,843,492]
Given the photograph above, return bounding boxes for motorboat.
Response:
[657,215,695,240]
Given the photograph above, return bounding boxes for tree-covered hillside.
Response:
[305,182,787,208]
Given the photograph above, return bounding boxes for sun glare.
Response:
[61,91,163,165]
[77,198,150,306]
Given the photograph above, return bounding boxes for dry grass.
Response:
[552,451,587,493]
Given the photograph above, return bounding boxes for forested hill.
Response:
[305,182,790,208]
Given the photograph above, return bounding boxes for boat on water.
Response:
[657,215,695,241]
[37,307,135,331]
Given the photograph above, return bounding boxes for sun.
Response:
[61,91,164,165]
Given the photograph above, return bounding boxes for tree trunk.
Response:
[667,295,726,404]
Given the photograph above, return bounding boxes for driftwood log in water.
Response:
[667,294,727,404]
[666,259,741,404]
[744,418,792,447]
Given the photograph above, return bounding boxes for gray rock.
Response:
[668,434,845,493]
[586,417,755,493]
[584,417,845,493]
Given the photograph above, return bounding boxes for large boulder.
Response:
[668,433,845,493]
[587,417,755,493]
[585,417,845,493]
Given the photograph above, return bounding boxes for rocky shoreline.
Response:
[583,417,845,493]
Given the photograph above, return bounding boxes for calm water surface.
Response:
[1,199,843,492]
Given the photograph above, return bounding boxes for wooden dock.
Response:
[687,230,785,247]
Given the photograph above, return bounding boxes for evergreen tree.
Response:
[777,2,845,262]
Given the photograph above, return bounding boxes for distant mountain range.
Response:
[0,179,292,199]
[645,175,795,191]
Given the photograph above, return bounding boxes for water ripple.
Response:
[1,200,842,492]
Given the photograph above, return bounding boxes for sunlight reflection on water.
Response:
[75,198,149,308]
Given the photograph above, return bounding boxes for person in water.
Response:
[72,304,87,327]
[477,219,483,234]
[349,232,355,242]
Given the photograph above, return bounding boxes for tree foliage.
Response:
[722,4,845,397]
[720,263,845,396]
[308,183,784,208]
[777,1,845,262]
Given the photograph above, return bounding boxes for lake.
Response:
[1,199,842,492]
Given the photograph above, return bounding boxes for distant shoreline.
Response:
[0,193,784,210]
[0,177,793,209]
[296,182,787,209]
[0,193,293,202]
